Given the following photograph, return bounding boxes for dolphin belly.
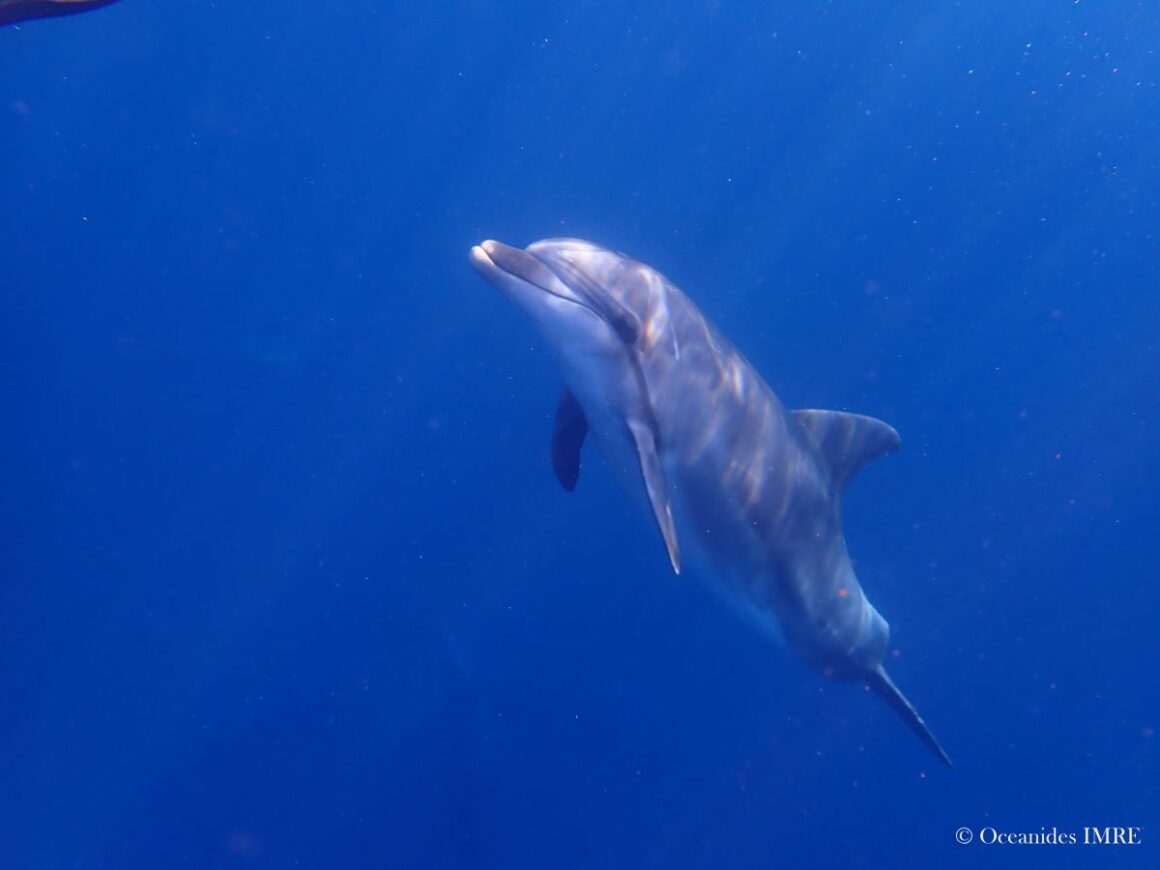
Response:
[667,468,787,645]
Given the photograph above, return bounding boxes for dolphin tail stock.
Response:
[864,665,953,768]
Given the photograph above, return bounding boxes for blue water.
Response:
[2,2,1157,867]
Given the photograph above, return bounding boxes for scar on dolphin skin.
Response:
[0,0,120,27]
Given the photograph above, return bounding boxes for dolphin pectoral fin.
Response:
[550,387,588,492]
[865,665,952,767]
[626,419,681,575]
[791,409,901,489]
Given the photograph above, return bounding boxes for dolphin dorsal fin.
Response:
[550,387,588,491]
[791,409,901,489]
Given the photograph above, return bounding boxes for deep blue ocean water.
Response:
[2,1,1157,867]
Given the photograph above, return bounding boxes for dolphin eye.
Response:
[608,309,639,344]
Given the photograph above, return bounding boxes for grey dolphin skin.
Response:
[471,238,951,767]
[0,0,119,27]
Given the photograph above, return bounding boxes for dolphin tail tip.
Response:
[866,665,953,768]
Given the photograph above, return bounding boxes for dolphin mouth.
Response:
[472,239,640,344]
[471,240,594,312]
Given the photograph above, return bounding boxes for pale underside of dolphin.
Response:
[471,237,951,767]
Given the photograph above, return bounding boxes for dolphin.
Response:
[0,0,119,27]
[470,237,951,767]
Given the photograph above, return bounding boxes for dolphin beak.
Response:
[471,239,600,323]
[471,240,569,296]
[470,238,638,343]
[469,239,502,276]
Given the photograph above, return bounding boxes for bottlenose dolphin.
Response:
[0,0,118,27]
[471,237,951,767]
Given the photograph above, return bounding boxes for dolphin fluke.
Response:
[0,0,119,27]
[865,665,952,767]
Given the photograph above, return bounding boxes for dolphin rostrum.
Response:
[470,237,951,767]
